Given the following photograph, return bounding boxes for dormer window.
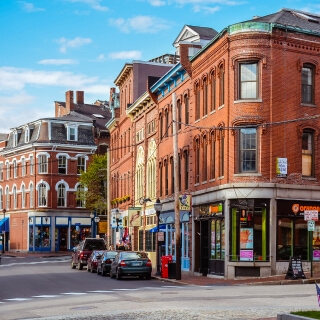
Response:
[66,124,78,141]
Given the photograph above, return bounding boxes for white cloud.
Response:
[193,5,220,13]
[38,59,78,65]
[18,1,45,12]
[108,51,142,60]
[0,67,99,92]
[148,0,166,6]
[66,0,109,11]
[110,16,171,34]
[55,37,92,53]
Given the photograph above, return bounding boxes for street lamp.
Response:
[90,212,94,237]
[2,209,7,253]
[116,209,121,232]
[154,199,162,276]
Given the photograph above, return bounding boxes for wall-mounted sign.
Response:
[276,158,287,177]
[179,194,191,211]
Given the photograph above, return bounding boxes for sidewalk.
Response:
[3,250,320,287]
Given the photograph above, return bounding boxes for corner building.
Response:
[152,9,320,278]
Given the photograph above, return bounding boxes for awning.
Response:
[149,225,175,233]
[0,217,9,232]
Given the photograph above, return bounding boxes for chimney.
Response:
[66,90,74,112]
[76,91,84,104]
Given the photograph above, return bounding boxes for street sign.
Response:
[308,220,315,231]
[304,210,319,221]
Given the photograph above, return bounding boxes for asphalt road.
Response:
[0,255,318,320]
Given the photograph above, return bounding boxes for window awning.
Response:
[149,225,175,233]
[0,217,9,232]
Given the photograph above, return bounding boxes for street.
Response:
[0,255,319,320]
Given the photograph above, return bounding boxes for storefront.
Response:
[29,216,92,252]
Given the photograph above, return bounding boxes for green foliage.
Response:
[77,154,108,213]
[291,310,320,319]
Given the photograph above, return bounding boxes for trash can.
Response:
[161,255,172,278]
[168,261,176,279]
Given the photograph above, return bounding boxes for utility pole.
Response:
[172,92,181,280]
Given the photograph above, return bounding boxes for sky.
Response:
[0,0,319,133]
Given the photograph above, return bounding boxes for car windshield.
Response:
[121,252,147,260]
[84,241,106,250]
[107,252,118,258]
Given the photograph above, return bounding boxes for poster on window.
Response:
[240,228,253,249]
[276,158,287,177]
[240,249,253,261]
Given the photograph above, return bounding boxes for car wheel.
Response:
[101,269,106,276]
[78,262,83,270]
[110,269,115,278]
[71,261,76,269]
[145,273,151,280]
[116,269,122,280]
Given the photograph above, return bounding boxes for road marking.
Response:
[0,259,69,267]
[60,292,87,295]
[4,298,32,301]
[32,295,60,298]
[87,290,114,293]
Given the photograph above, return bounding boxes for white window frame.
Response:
[57,183,66,207]
[38,182,48,207]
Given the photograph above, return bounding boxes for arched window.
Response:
[195,138,200,184]
[57,183,66,207]
[13,186,17,209]
[219,65,224,106]
[21,185,26,208]
[38,183,47,207]
[5,186,9,209]
[29,183,34,207]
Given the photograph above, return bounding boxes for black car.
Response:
[71,238,107,270]
[87,250,106,273]
[97,251,119,276]
[110,251,152,280]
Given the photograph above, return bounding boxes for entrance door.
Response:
[55,228,68,251]
[200,220,209,276]
[209,219,225,276]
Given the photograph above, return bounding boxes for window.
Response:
[230,202,269,262]
[170,157,174,194]
[159,163,163,197]
[219,65,224,106]
[13,186,17,209]
[165,160,168,195]
[210,133,215,180]
[58,155,67,174]
[76,184,85,208]
[21,158,26,177]
[38,183,47,207]
[77,156,86,174]
[302,129,314,177]
[0,163,3,181]
[210,72,216,112]
[195,84,200,120]
[165,109,169,138]
[57,183,66,207]
[239,62,258,99]
[203,78,208,116]
[68,126,77,141]
[29,183,34,207]
[203,136,207,182]
[6,162,10,180]
[301,63,315,104]
[184,150,189,190]
[38,154,48,174]
[219,131,224,177]
[184,94,189,125]
[21,185,26,208]
[195,138,200,184]
[30,155,34,175]
[5,186,9,209]
[239,128,257,173]
[13,160,17,178]
[177,100,182,130]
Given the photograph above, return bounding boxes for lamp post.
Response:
[90,212,94,237]
[154,199,162,276]
[94,216,100,238]
[2,209,7,253]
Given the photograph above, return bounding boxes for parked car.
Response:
[109,251,152,280]
[71,238,107,270]
[97,250,119,276]
[87,250,106,273]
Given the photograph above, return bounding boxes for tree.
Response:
[77,154,108,214]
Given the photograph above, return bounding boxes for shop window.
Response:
[230,204,269,262]
[277,217,308,261]
[211,219,225,260]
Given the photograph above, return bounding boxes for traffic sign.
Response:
[304,210,319,221]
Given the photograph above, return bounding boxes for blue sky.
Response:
[0,0,318,133]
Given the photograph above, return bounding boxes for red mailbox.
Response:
[161,255,172,278]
